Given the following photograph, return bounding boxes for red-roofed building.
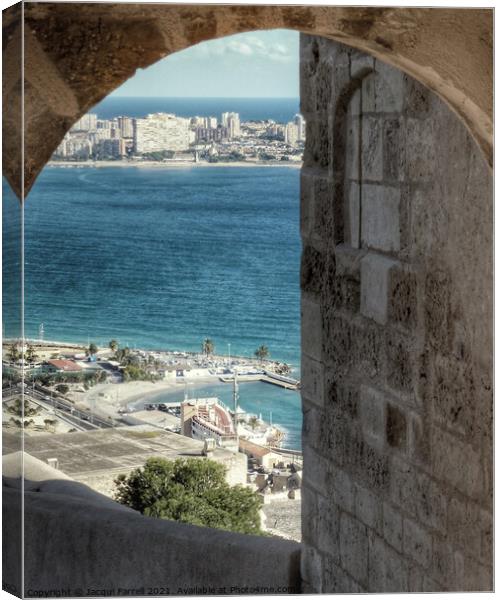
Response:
[46,359,82,373]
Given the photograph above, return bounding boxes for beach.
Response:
[77,375,222,420]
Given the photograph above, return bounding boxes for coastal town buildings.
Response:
[133,113,193,153]
[52,109,305,163]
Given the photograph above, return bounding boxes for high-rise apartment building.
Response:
[221,112,241,139]
[70,113,97,132]
[294,113,306,141]
[284,122,299,146]
[133,113,192,154]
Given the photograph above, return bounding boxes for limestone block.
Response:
[301,296,323,361]
[347,86,361,118]
[301,354,324,408]
[330,465,356,514]
[302,443,329,497]
[301,244,325,296]
[362,73,376,113]
[408,412,430,466]
[386,402,407,449]
[354,482,382,532]
[317,495,341,560]
[312,174,333,242]
[345,116,360,181]
[339,512,369,584]
[389,265,417,329]
[431,426,483,500]
[430,354,475,438]
[358,384,386,451]
[402,518,432,569]
[324,557,365,593]
[385,330,414,392]
[360,252,399,325]
[348,182,361,248]
[300,543,324,592]
[406,118,437,182]
[300,169,314,239]
[362,116,383,181]
[368,533,409,592]
[389,456,447,534]
[374,62,405,113]
[361,184,400,252]
[382,502,403,552]
[383,118,404,181]
[447,496,482,559]
[334,243,365,278]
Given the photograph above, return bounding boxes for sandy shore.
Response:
[47,160,302,169]
[76,375,224,421]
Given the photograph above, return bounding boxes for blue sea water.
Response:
[3,164,303,448]
[92,96,300,123]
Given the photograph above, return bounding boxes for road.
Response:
[3,384,117,430]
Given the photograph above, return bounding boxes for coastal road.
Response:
[6,384,117,430]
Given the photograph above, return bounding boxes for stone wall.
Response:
[3,454,301,597]
[299,36,492,593]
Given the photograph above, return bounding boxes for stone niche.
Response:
[300,36,492,593]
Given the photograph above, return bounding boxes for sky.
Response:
[111,30,299,98]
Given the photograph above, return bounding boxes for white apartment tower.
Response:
[284,122,299,146]
[133,113,192,154]
[294,113,306,141]
[70,113,97,132]
[221,112,241,139]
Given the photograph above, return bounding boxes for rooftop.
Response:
[2,425,246,496]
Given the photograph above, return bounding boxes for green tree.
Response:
[7,343,20,363]
[114,457,263,535]
[86,342,98,357]
[201,338,215,357]
[109,339,118,353]
[254,345,269,361]
[25,343,38,364]
[55,383,69,395]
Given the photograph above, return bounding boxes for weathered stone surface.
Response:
[358,385,386,451]
[368,533,409,592]
[360,252,399,324]
[339,512,369,585]
[361,184,400,251]
[386,402,407,449]
[402,518,432,569]
[382,502,404,552]
[389,265,418,329]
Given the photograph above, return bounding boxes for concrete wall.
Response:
[3,454,301,597]
[299,36,492,593]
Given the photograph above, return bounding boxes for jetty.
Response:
[218,371,300,390]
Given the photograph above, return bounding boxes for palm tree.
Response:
[7,343,20,363]
[26,343,38,364]
[254,345,269,361]
[109,339,118,353]
[202,338,215,356]
[86,342,98,357]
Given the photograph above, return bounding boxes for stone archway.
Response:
[2,4,493,595]
[2,4,493,198]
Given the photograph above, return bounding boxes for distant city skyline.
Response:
[111,30,299,99]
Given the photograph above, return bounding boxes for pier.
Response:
[218,372,300,390]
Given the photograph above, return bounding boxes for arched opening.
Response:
[2,5,492,596]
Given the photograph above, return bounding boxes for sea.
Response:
[2,97,303,449]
